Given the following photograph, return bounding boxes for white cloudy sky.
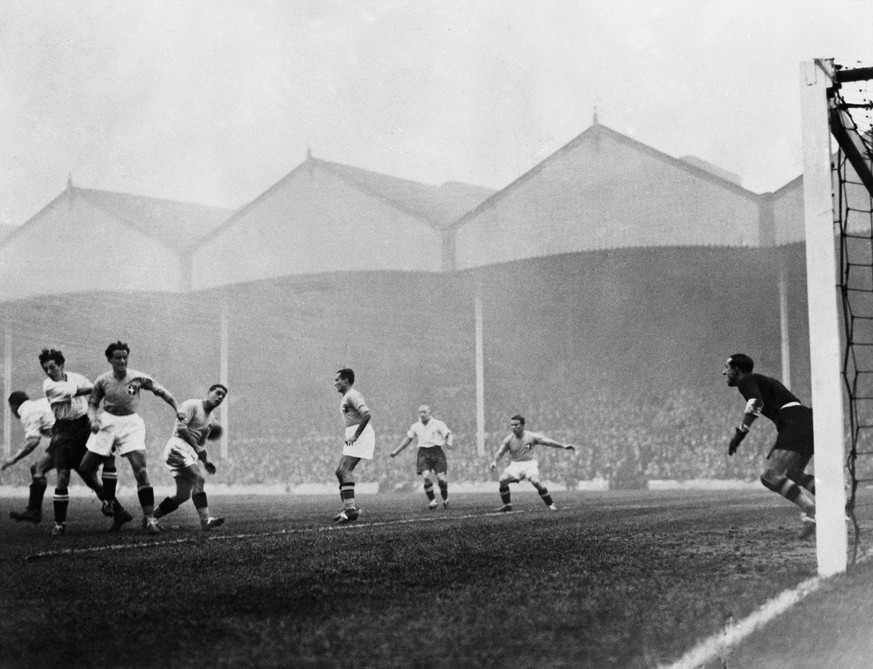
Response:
[1,0,872,226]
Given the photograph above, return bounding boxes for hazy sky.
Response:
[2,0,872,226]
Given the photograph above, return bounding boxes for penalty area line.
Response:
[24,508,538,561]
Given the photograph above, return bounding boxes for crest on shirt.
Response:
[127,383,139,395]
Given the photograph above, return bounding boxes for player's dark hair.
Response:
[511,414,526,425]
[8,390,29,410]
[105,341,130,360]
[38,348,65,367]
[337,368,355,384]
[728,353,754,374]
[209,383,228,394]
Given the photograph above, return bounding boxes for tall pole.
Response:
[220,294,230,461]
[800,58,848,576]
[475,287,485,456]
[3,309,11,458]
[778,261,792,389]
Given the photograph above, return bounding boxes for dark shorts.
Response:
[416,446,447,475]
[771,406,814,458]
[51,415,92,472]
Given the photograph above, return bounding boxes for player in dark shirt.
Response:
[723,353,817,538]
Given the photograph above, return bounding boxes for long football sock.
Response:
[28,477,48,512]
[137,485,155,517]
[53,488,69,524]
[438,480,448,501]
[796,473,815,495]
[102,468,118,502]
[340,482,356,510]
[423,479,435,502]
[536,485,554,507]
[192,491,209,520]
[766,476,815,516]
[499,484,511,505]
[155,497,180,519]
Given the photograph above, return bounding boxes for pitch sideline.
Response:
[660,551,871,669]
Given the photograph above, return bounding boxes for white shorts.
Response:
[502,460,540,483]
[163,436,200,477]
[86,412,146,456]
[343,423,376,460]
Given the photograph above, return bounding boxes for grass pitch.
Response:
[0,489,869,668]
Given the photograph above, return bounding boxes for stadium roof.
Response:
[451,120,768,269]
[0,182,236,300]
[190,153,496,289]
[316,159,495,230]
[453,121,760,232]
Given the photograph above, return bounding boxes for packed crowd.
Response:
[1,382,785,491]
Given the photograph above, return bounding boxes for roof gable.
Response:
[454,122,759,229]
[75,188,235,251]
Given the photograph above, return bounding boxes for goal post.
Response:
[799,59,848,576]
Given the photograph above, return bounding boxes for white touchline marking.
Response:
[659,575,823,669]
[23,508,535,561]
[660,551,872,669]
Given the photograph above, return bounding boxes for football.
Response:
[207,423,223,441]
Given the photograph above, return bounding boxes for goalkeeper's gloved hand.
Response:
[728,427,748,456]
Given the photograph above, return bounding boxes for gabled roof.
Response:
[318,159,495,229]
[451,121,760,229]
[203,155,496,242]
[74,187,235,251]
[1,184,236,254]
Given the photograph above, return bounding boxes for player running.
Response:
[153,384,227,531]
[391,404,454,509]
[723,353,817,538]
[490,414,577,512]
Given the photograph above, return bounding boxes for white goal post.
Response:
[799,59,848,576]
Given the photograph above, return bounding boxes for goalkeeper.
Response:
[723,353,816,538]
[154,384,228,531]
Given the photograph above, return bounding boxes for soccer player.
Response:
[333,367,375,524]
[38,348,131,535]
[4,390,56,522]
[391,404,454,509]
[723,353,817,538]
[79,341,186,535]
[489,414,576,512]
[153,384,228,531]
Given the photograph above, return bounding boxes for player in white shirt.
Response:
[39,348,129,535]
[490,414,577,512]
[4,391,55,522]
[4,383,110,528]
[333,368,375,524]
[391,405,454,509]
[154,384,228,531]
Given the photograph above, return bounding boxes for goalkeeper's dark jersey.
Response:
[736,373,802,423]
